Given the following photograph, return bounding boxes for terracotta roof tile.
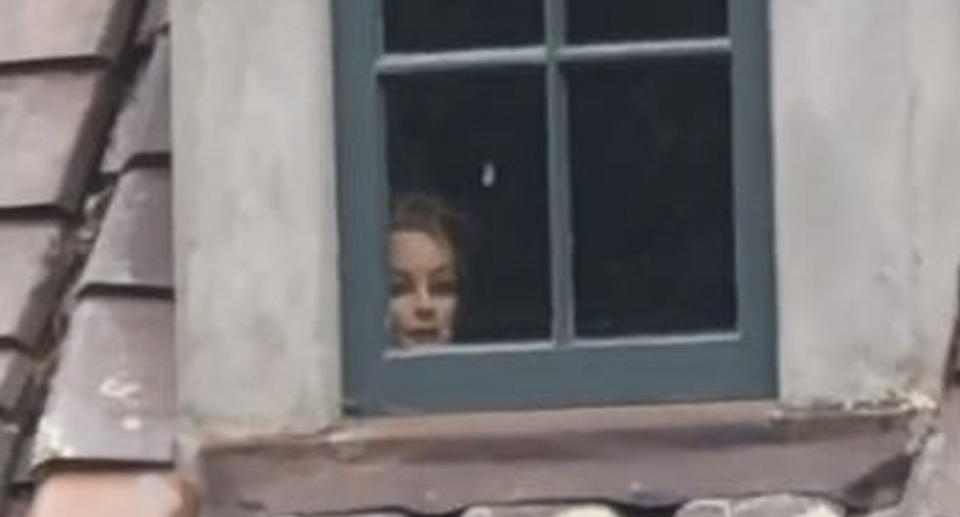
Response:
[0,70,111,210]
[0,0,139,66]
[34,296,175,467]
[101,37,170,174]
[80,167,172,292]
[0,222,66,350]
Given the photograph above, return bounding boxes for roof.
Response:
[0,0,173,512]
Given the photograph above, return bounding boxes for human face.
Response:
[389,230,459,348]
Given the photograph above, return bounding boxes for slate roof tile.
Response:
[0,0,140,66]
[136,0,169,47]
[101,37,170,174]
[0,425,21,508]
[0,70,112,211]
[5,495,30,517]
[0,0,171,514]
[33,296,175,466]
[9,434,32,488]
[0,222,67,350]
[79,167,173,292]
[0,351,32,417]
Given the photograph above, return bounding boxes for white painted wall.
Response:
[773,0,960,406]
[171,0,341,434]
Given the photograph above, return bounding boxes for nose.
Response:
[414,284,437,320]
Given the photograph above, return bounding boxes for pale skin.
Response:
[389,230,459,348]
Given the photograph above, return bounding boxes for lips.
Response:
[404,328,442,344]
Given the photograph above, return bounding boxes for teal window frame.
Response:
[334,0,776,415]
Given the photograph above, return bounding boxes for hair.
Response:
[391,192,467,269]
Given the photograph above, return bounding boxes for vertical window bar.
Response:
[375,0,385,54]
[729,0,777,388]
[544,0,575,346]
[337,0,390,412]
[373,0,392,357]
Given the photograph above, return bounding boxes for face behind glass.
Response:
[389,230,459,348]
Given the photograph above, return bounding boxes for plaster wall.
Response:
[171,0,341,433]
[773,0,960,406]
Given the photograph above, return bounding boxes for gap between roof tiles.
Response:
[0,0,147,69]
[0,57,112,76]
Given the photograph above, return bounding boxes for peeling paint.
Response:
[122,415,143,432]
[33,416,75,467]
[797,507,839,517]
[554,506,619,517]
[98,373,142,406]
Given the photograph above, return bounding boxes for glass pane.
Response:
[567,0,727,43]
[384,0,543,52]
[384,71,550,347]
[569,62,736,337]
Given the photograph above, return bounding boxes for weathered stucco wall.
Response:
[773,0,960,406]
[171,0,341,434]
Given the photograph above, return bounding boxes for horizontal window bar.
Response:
[557,37,731,64]
[376,46,547,75]
[383,331,738,360]
[385,341,554,359]
[573,331,740,349]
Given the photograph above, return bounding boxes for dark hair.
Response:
[391,192,466,268]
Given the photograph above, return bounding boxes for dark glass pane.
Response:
[567,0,727,43]
[569,62,736,337]
[385,71,550,346]
[384,0,543,52]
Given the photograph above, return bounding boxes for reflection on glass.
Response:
[385,72,551,345]
[569,62,736,336]
[567,0,727,43]
[384,0,543,52]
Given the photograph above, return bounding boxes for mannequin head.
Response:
[389,193,464,348]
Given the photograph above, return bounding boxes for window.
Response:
[335,0,775,414]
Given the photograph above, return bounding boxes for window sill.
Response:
[197,400,914,515]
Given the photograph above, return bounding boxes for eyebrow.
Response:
[429,264,455,276]
[390,265,454,276]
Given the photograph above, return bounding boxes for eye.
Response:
[391,276,413,297]
[431,279,458,296]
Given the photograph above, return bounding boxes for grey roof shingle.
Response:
[0,222,66,350]
[0,0,174,511]
[0,0,140,66]
[79,167,173,292]
[0,351,32,417]
[101,37,171,174]
[29,0,176,473]
[136,0,169,47]
[34,296,175,466]
[0,70,110,211]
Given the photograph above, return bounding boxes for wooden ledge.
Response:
[196,401,915,515]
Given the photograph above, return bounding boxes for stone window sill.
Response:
[196,400,915,515]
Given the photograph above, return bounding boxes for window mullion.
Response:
[545,0,575,347]
[375,46,547,75]
[556,37,731,65]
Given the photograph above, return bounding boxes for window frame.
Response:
[334,0,776,415]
